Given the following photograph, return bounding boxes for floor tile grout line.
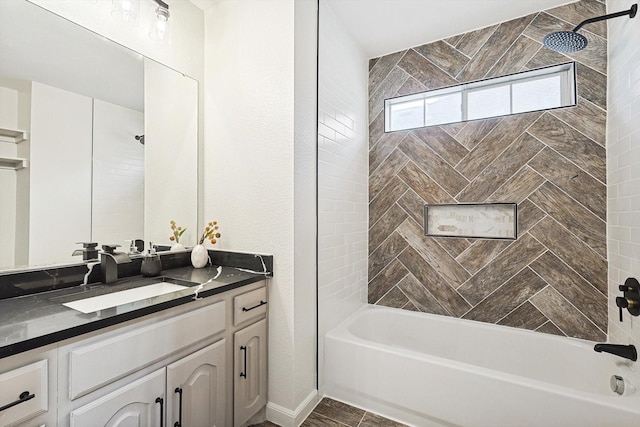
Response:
[309,410,353,427]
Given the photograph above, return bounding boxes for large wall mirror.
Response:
[0,0,198,271]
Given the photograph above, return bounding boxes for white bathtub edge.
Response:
[323,304,640,427]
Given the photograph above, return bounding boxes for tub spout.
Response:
[594,343,637,361]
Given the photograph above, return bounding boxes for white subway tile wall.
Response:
[607,0,640,372]
[317,1,369,389]
[92,99,144,246]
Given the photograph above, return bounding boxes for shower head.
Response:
[543,31,588,53]
[543,3,637,53]
[135,134,145,145]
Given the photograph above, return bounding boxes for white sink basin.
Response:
[62,282,188,314]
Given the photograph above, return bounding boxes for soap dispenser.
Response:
[141,242,162,277]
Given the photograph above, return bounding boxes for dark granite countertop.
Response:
[0,252,272,359]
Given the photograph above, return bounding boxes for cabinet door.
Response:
[69,369,164,427]
[234,319,267,427]
[166,339,227,427]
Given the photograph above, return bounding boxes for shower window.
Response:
[384,62,576,132]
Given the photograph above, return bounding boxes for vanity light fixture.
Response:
[111,0,141,26]
[149,0,171,44]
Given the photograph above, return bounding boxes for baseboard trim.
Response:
[266,389,320,427]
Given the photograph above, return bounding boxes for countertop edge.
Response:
[0,274,265,360]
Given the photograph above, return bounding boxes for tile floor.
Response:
[250,398,408,426]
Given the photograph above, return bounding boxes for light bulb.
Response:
[149,6,171,44]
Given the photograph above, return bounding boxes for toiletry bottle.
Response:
[141,242,162,277]
[127,239,138,254]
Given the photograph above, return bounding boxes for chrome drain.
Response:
[611,375,625,395]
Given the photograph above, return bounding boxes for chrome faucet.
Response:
[100,244,132,284]
[594,343,637,361]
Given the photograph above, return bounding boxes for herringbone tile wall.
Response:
[368,0,608,341]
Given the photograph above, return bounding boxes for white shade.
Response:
[111,0,140,26]
[149,6,172,44]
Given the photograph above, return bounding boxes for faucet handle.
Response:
[102,244,121,254]
[76,242,98,249]
[617,297,629,322]
[74,242,99,261]
[617,296,630,309]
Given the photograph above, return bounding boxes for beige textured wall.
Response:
[368,0,608,341]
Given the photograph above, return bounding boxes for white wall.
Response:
[29,82,93,266]
[317,0,369,392]
[607,0,640,367]
[144,59,198,247]
[203,0,318,425]
[0,79,31,268]
[294,0,320,411]
[92,99,144,246]
[0,86,19,131]
[0,85,20,268]
[0,167,17,268]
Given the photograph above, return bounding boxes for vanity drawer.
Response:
[234,286,267,326]
[69,300,225,399]
[0,360,48,427]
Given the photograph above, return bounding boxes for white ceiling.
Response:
[324,0,578,58]
[189,0,219,12]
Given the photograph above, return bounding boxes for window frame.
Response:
[384,62,577,133]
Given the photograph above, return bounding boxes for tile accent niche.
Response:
[368,0,608,341]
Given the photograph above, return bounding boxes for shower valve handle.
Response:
[617,278,640,322]
[617,297,629,322]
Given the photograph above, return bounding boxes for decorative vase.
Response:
[170,243,185,252]
[191,244,209,268]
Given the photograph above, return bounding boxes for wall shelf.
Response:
[0,156,28,170]
[0,128,29,144]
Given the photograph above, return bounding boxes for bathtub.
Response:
[324,305,640,427]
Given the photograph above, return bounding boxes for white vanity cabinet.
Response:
[57,279,268,427]
[232,287,268,427]
[1,279,267,427]
[69,339,228,427]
